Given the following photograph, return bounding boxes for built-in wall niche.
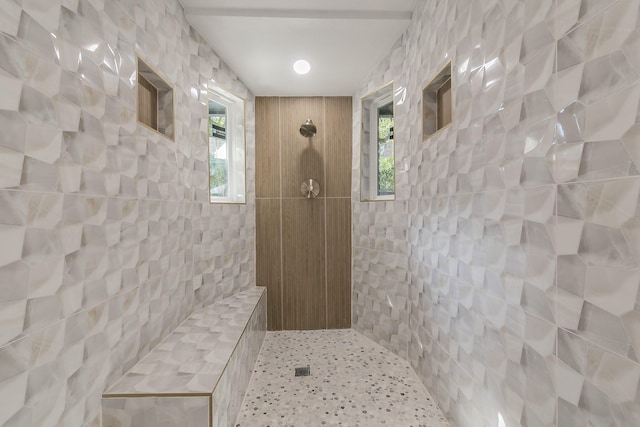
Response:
[137,57,174,140]
[422,62,452,140]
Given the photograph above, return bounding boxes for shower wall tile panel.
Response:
[326,198,352,329]
[0,0,255,425]
[351,198,411,358]
[279,97,325,199]
[255,199,282,330]
[281,198,327,330]
[212,289,266,427]
[255,96,352,331]
[255,97,280,198]
[354,0,640,426]
[102,396,210,427]
[325,97,353,198]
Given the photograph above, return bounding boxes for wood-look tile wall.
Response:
[137,74,158,129]
[255,97,352,331]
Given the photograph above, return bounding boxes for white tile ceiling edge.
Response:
[183,8,413,20]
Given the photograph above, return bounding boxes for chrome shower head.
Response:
[299,119,317,138]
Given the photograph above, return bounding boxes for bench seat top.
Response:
[104,287,265,396]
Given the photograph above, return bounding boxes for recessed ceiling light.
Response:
[293,59,311,75]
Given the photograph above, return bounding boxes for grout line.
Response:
[558,327,640,368]
[323,97,329,329]
[350,97,356,330]
[5,173,640,201]
[278,97,285,330]
[554,3,560,424]
[256,196,352,199]
[209,394,213,427]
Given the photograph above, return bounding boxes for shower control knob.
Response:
[300,179,320,199]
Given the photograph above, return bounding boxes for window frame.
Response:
[208,86,246,204]
[369,93,394,200]
[360,81,396,202]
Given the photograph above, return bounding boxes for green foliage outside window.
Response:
[209,115,226,137]
[209,113,228,197]
[209,157,228,197]
[377,116,394,195]
[378,117,393,141]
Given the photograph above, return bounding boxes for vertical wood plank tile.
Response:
[138,75,158,129]
[282,198,327,330]
[255,97,280,198]
[325,97,352,198]
[326,198,352,329]
[256,96,351,331]
[280,97,325,198]
[256,199,282,330]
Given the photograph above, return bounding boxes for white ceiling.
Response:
[181,0,419,96]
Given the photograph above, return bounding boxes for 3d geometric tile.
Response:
[0,74,23,111]
[584,266,640,316]
[520,23,554,64]
[354,1,640,426]
[0,1,21,37]
[556,101,586,143]
[0,37,25,81]
[0,299,27,347]
[0,0,256,425]
[585,85,640,141]
[519,89,555,130]
[0,372,28,426]
[24,55,62,99]
[548,217,584,255]
[557,328,640,426]
[554,288,585,330]
[22,0,60,33]
[24,124,62,164]
[523,46,555,94]
[586,179,640,228]
[102,396,210,427]
[52,35,82,73]
[0,225,25,267]
[0,147,24,189]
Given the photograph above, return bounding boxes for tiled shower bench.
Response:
[102,287,266,427]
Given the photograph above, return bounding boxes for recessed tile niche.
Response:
[137,57,175,140]
[422,62,452,140]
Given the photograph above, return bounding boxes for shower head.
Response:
[299,119,317,138]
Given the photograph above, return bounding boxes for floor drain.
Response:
[295,366,310,377]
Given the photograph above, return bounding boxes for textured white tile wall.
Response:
[353,1,640,426]
[0,0,255,425]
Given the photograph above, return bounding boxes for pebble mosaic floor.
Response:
[235,329,450,427]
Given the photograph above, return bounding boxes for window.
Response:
[361,82,395,201]
[373,96,394,197]
[208,86,245,203]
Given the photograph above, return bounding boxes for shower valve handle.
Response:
[300,179,320,199]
